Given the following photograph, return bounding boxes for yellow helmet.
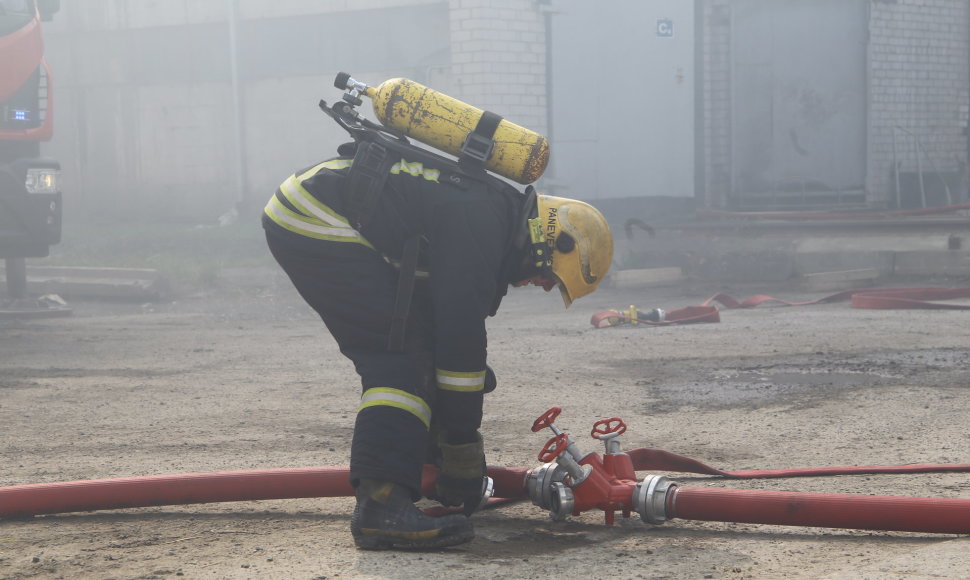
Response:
[535,194,614,307]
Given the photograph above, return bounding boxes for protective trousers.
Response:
[265,232,438,496]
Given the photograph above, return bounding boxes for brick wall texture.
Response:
[448,0,548,136]
[699,0,970,209]
[868,0,969,204]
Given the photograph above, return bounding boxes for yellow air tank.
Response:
[338,74,550,184]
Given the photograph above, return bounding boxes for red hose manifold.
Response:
[525,407,970,534]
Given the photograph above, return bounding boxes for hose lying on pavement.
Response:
[5,453,970,534]
[0,465,530,519]
[669,487,970,534]
[592,287,970,327]
[627,447,970,479]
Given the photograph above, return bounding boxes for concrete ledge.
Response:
[1,266,169,300]
[894,250,970,276]
[800,268,880,292]
[611,267,685,288]
[687,251,794,282]
[795,234,955,253]
[795,251,896,277]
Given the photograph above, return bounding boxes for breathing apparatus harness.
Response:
[319,74,552,351]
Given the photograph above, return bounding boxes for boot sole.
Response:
[353,527,475,551]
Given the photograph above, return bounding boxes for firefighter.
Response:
[262,145,613,550]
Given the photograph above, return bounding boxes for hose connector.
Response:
[526,462,569,511]
[634,474,676,525]
[476,476,495,512]
[548,481,575,521]
[526,467,576,521]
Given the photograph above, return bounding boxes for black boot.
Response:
[434,430,488,516]
[351,479,474,550]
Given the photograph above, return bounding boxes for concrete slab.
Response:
[800,268,880,292]
[0,294,72,319]
[794,251,896,277]
[610,267,685,288]
[796,233,954,253]
[687,251,794,282]
[0,266,169,300]
[893,250,970,277]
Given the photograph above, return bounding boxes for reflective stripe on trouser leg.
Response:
[351,402,431,497]
[359,388,432,428]
[264,231,437,494]
[434,368,486,435]
[436,369,486,393]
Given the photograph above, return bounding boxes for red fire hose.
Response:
[0,466,354,518]
[626,447,970,479]
[703,286,970,310]
[4,452,970,534]
[0,465,529,519]
[668,487,970,534]
[3,403,968,535]
[592,286,970,328]
[696,202,970,221]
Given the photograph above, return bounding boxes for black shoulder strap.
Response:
[387,235,421,353]
[459,110,502,173]
[343,140,395,229]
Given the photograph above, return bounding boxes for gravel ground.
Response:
[2,271,970,579]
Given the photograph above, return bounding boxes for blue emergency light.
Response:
[10,109,31,122]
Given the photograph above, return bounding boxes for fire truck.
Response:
[0,0,61,306]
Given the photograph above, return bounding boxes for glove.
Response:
[484,365,497,393]
[434,430,487,516]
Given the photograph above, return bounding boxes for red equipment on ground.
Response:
[3,406,970,536]
[591,286,970,328]
[524,407,970,534]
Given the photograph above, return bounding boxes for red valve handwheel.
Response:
[537,432,569,462]
[531,406,563,432]
[590,417,627,438]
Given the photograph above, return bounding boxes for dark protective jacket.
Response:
[262,153,528,404]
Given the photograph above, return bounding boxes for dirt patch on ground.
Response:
[2,273,970,579]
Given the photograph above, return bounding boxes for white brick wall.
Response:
[55,0,445,29]
[699,0,732,207]
[44,0,550,220]
[448,0,547,135]
[868,0,970,204]
[699,0,969,209]
[45,0,968,218]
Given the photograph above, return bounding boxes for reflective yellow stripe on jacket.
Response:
[436,368,486,393]
[359,387,433,429]
[390,159,440,182]
[263,159,374,247]
[265,157,442,245]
